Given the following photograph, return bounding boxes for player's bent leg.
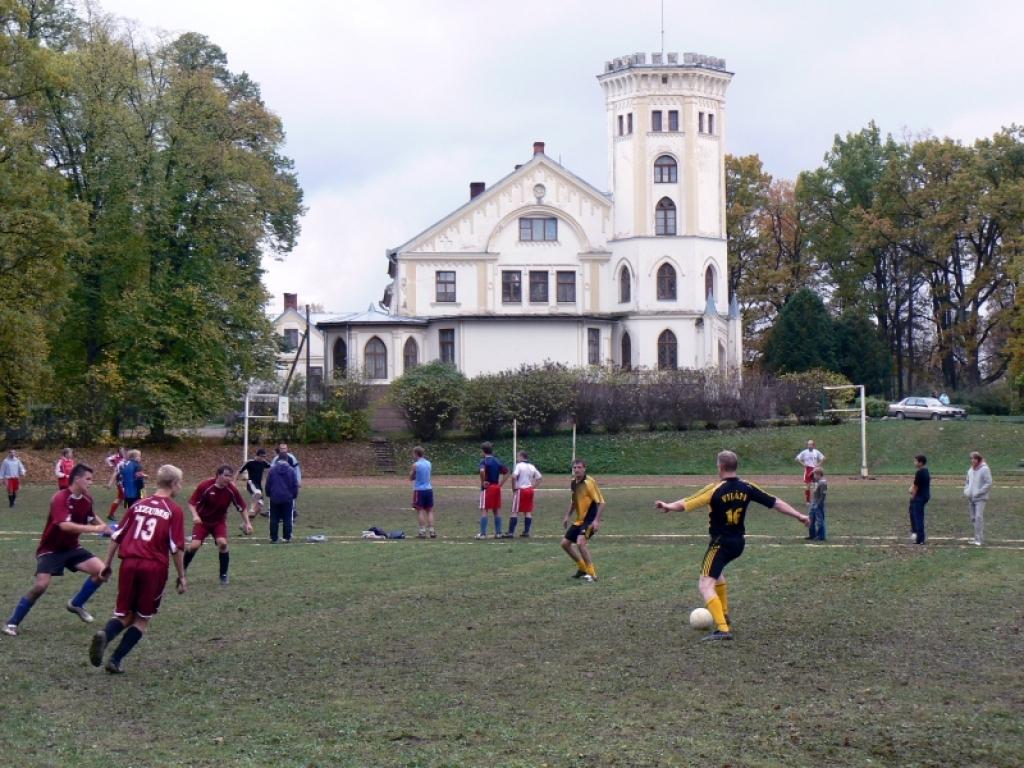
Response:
[67,557,106,623]
[27,572,52,600]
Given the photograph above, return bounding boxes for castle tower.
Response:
[597,52,738,370]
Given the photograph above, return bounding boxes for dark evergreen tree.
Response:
[761,289,837,374]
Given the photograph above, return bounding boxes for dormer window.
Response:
[519,217,557,242]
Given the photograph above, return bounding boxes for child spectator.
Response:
[808,467,827,541]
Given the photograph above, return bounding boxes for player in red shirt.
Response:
[89,464,187,674]
[183,465,249,585]
[3,464,112,637]
[55,447,75,490]
[104,446,126,521]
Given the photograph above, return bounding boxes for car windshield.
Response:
[922,398,943,407]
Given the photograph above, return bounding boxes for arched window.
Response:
[657,330,677,370]
[718,342,727,367]
[332,338,348,377]
[621,332,632,371]
[364,337,387,380]
[654,155,677,183]
[619,265,631,303]
[657,263,677,301]
[705,265,715,300]
[655,197,676,236]
[403,337,419,372]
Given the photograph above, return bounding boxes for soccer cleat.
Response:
[66,601,94,624]
[519,531,531,538]
[702,630,733,642]
[971,539,982,546]
[104,659,124,674]
[493,533,503,539]
[219,574,230,586]
[417,532,427,539]
[429,530,437,539]
[89,630,107,667]
[2,624,17,637]
[582,574,595,583]
[572,569,587,579]
[474,533,487,540]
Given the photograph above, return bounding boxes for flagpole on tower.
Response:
[660,0,665,55]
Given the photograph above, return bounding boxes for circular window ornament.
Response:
[533,183,546,201]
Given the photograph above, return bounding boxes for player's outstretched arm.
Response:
[773,498,809,527]
[58,519,111,535]
[654,499,686,513]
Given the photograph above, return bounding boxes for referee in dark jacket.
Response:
[265,459,298,543]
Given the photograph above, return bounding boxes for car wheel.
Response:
[896,412,904,420]
[931,413,940,421]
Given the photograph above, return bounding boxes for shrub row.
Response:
[390,363,858,440]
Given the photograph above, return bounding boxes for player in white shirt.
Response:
[795,439,825,503]
[505,451,543,538]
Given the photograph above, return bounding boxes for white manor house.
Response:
[317,51,741,383]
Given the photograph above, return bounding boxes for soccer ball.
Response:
[689,607,713,630]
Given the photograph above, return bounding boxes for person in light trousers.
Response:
[265,458,298,543]
[963,452,992,546]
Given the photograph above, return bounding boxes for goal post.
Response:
[241,389,291,467]
[823,384,868,479]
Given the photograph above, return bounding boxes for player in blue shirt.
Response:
[410,446,435,539]
[477,442,509,539]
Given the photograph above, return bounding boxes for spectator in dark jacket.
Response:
[265,459,298,543]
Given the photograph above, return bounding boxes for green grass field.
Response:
[1,481,1021,767]
[395,418,1024,477]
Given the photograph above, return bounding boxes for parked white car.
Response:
[887,396,967,420]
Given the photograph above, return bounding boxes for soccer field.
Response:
[1,481,1021,768]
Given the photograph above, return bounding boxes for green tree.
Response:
[833,313,891,395]
[390,362,465,440]
[761,289,837,374]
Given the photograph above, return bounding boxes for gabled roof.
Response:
[316,304,428,328]
[272,308,342,327]
[389,151,612,256]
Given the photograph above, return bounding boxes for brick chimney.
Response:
[533,141,545,155]
[469,181,485,199]
[283,293,297,312]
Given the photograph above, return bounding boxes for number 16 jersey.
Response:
[112,495,186,567]
[681,478,777,538]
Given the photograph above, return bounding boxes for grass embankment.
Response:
[395,418,1024,476]
[0,482,1020,767]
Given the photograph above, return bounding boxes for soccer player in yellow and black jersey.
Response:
[561,459,604,582]
[656,450,808,641]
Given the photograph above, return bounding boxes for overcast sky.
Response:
[97,0,1024,316]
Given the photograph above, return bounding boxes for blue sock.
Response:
[104,618,126,642]
[479,516,487,536]
[524,516,532,534]
[507,517,518,535]
[495,516,503,536]
[111,626,143,664]
[71,577,101,608]
[7,596,35,626]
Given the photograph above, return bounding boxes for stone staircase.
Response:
[372,437,397,474]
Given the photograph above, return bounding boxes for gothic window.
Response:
[403,337,419,372]
[658,330,677,371]
[619,265,631,303]
[657,263,677,301]
[654,155,677,183]
[364,337,387,380]
[655,197,676,236]
[621,333,632,371]
[705,265,716,300]
[332,338,347,377]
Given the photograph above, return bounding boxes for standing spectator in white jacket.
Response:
[963,452,992,546]
[1,449,27,508]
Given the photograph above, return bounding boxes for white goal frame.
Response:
[823,384,868,478]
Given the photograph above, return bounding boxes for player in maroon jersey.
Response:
[89,464,187,673]
[104,446,126,521]
[183,465,249,585]
[3,464,112,637]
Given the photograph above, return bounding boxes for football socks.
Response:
[523,516,533,534]
[714,582,729,614]
[219,551,229,578]
[103,618,126,642]
[183,550,196,570]
[7,596,35,626]
[111,626,143,664]
[479,516,487,537]
[507,516,518,535]
[70,577,101,609]
[706,596,729,633]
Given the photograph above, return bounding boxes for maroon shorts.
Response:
[5,478,19,494]
[192,518,228,542]
[803,467,815,484]
[115,558,168,619]
[512,487,535,514]
[479,484,502,510]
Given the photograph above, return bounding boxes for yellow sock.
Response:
[576,559,587,571]
[715,582,729,614]
[706,596,729,632]
[586,562,596,578]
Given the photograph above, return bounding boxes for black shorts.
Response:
[36,547,96,576]
[565,506,598,542]
[700,535,745,579]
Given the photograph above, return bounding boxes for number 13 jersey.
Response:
[111,495,186,567]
